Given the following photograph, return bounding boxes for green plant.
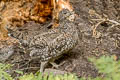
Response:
[19,72,78,80]
[1,55,120,80]
[0,63,13,80]
[79,55,120,80]
[0,63,78,80]
[90,55,120,80]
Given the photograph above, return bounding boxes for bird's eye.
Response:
[67,14,75,21]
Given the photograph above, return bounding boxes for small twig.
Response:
[91,17,120,38]
[91,18,120,25]
[19,59,31,68]
[92,20,105,38]
[108,19,120,25]
[16,67,40,71]
[91,19,106,21]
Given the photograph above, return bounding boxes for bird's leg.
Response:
[40,61,59,73]
[50,62,59,69]
[40,61,48,73]
[49,58,60,69]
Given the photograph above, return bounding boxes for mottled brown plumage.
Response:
[8,9,79,72]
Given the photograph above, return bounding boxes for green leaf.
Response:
[2,71,13,80]
[14,70,23,75]
[64,74,68,80]
[19,73,34,80]
[36,72,43,80]
[54,75,61,80]
[43,74,48,80]
[48,73,54,80]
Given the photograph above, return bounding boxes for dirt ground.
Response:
[62,0,120,77]
[0,0,120,78]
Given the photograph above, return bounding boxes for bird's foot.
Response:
[50,62,59,69]
[40,61,60,73]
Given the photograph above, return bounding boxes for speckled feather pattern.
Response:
[9,9,79,62]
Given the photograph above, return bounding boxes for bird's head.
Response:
[58,9,75,22]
